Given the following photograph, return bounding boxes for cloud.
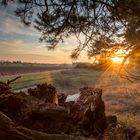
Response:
[0,5,91,64]
[0,17,40,37]
[0,38,92,63]
[0,53,54,63]
[0,39,64,57]
[0,6,41,39]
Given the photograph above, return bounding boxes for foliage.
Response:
[1,0,140,80]
[1,0,139,54]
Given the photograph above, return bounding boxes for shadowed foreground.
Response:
[0,81,140,140]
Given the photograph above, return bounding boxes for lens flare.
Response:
[111,49,129,64]
[111,57,124,64]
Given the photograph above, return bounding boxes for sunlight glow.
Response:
[115,49,125,55]
[111,57,124,64]
[111,49,129,64]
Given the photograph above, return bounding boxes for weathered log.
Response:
[58,93,67,105]
[70,87,107,136]
[0,76,21,94]
[0,82,11,94]
[0,111,34,140]
[28,83,56,103]
[24,86,106,137]
[0,111,93,140]
[0,93,23,121]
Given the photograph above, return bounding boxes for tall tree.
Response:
[1,0,140,79]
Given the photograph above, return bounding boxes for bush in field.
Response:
[74,63,93,69]
[74,62,110,71]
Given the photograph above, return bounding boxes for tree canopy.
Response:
[1,0,140,79]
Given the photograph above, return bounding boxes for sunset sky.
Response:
[0,3,91,64]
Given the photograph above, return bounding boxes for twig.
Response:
[7,76,21,85]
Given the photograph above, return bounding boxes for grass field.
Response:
[0,65,70,76]
[0,68,140,130]
[0,70,61,91]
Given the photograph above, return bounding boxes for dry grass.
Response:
[52,68,102,94]
[52,68,140,130]
[1,67,140,130]
[103,84,140,130]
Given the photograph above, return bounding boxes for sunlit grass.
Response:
[0,67,140,130]
[0,71,53,90]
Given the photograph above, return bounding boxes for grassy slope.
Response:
[0,68,140,130]
[54,69,140,130]
[52,69,102,94]
[0,71,57,90]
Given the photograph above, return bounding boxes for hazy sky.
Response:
[0,3,91,64]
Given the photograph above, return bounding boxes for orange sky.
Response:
[0,6,93,64]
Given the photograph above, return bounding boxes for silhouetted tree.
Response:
[1,0,140,80]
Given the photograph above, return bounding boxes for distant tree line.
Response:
[0,60,38,66]
[0,60,70,67]
[0,60,22,66]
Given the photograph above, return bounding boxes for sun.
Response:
[111,56,124,64]
[110,49,129,64]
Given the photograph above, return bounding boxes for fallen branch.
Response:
[7,76,21,85]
